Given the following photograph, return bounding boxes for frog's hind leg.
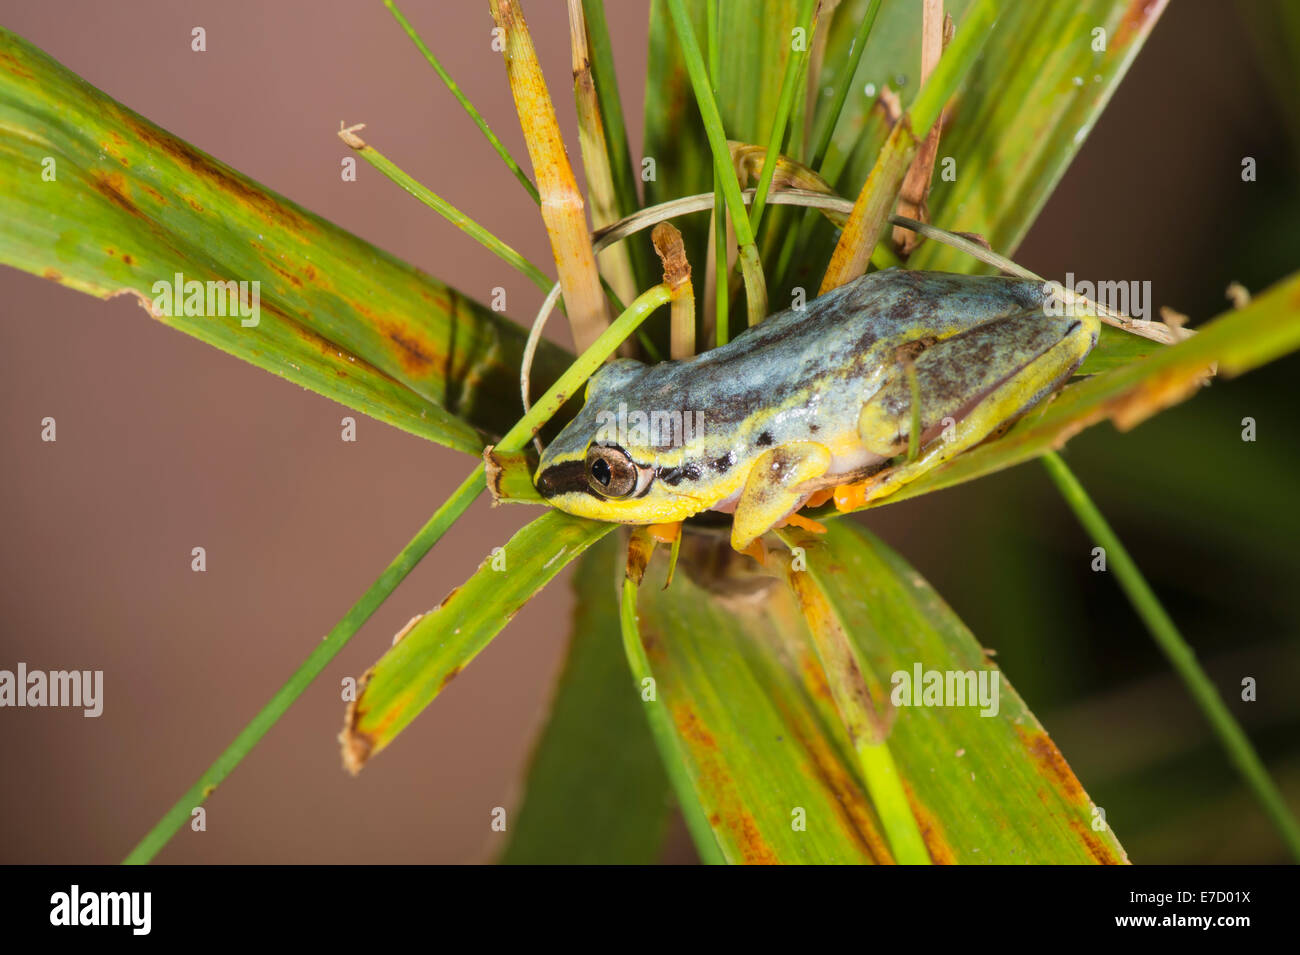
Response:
[731,442,832,552]
[842,310,1098,508]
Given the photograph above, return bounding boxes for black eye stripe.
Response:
[536,459,604,499]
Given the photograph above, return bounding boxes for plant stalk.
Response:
[1041,451,1300,862]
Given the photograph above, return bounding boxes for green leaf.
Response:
[806,0,1167,276]
[500,535,672,864]
[909,0,1169,271]
[629,535,893,863]
[1079,322,1165,375]
[0,28,571,452]
[341,510,614,770]
[780,520,1129,863]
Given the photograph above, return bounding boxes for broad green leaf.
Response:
[341,511,614,771]
[780,520,1128,863]
[909,0,1168,271]
[809,0,1168,276]
[1079,322,1164,375]
[629,535,893,863]
[0,28,570,451]
[500,535,672,864]
[831,269,1300,515]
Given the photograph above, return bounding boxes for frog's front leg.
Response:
[731,442,832,551]
[841,310,1098,509]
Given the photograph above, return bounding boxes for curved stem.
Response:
[1041,451,1300,862]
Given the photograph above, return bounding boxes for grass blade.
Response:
[341,510,615,771]
[338,125,552,292]
[381,0,539,202]
[808,0,883,170]
[123,466,487,863]
[664,0,768,325]
[746,0,819,236]
[1041,452,1300,861]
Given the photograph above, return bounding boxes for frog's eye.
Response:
[586,445,639,498]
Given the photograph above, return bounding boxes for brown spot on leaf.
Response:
[265,259,304,288]
[903,783,954,864]
[0,50,36,80]
[122,112,315,233]
[371,312,440,376]
[670,704,780,864]
[1067,815,1128,865]
[1017,725,1086,804]
[41,268,62,282]
[90,170,145,220]
[772,695,892,862]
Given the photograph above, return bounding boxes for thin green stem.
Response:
[1041,451,1300,862]
[809,0,882,171]
[346,139,551,292]
[713,178,729,346]
[664,0,767,325]
[706,0,728,346]
[911,0,999,136]
[706,0,720,89]
[621,575,727,864]
[383,0,539,203]
[123,466,486,864]
[126,284,672,864]
[500,283,672,451]
[857,742,932,864]
[747,0,818,236]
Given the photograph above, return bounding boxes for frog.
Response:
[534,268,1099,552]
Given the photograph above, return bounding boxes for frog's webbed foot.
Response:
[730,442,831,552]
[845,309,1098,508]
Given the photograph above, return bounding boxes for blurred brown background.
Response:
[2,0,1297,863]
